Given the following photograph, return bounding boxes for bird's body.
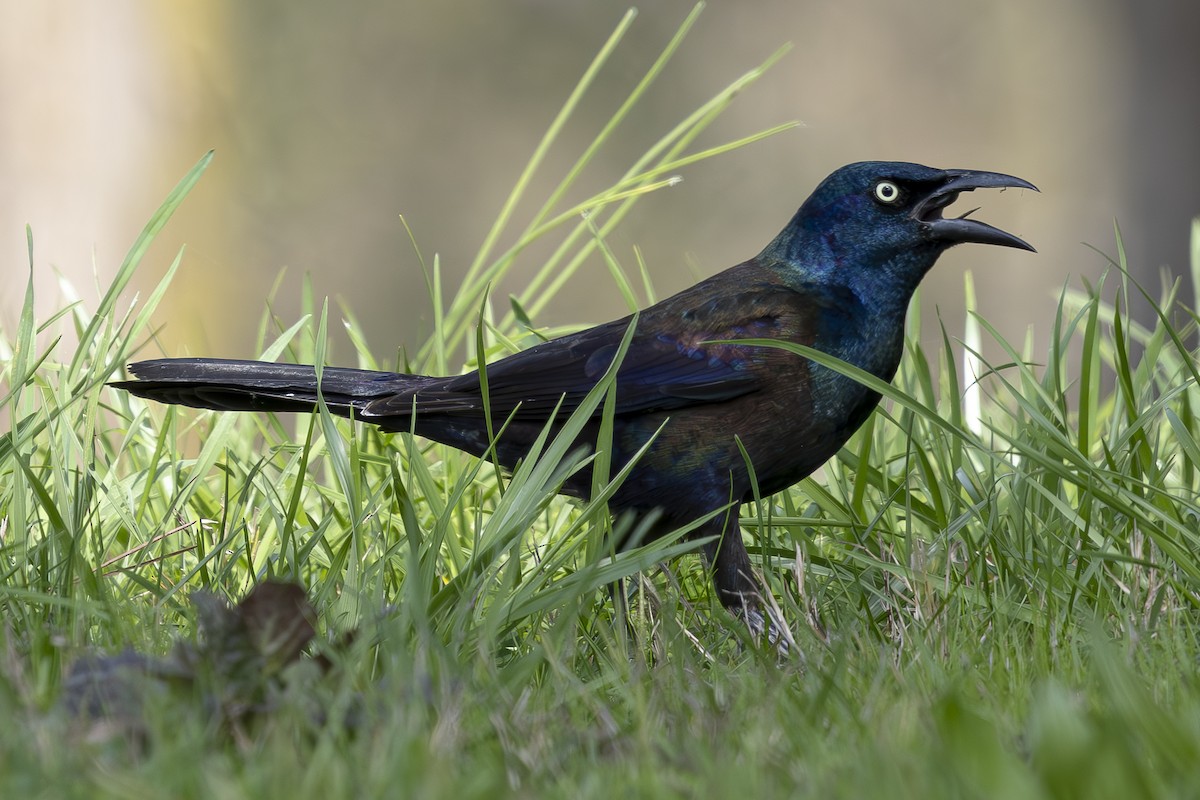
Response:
[116,162,1036,647]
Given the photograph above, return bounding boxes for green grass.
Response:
[5,10,1200,798]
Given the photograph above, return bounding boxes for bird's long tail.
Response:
[112,358,432,417]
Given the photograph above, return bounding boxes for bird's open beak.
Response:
[914,170,1038,252]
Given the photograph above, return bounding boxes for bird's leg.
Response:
[606,577,638,652]
[700,515,791,656]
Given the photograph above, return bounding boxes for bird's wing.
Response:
[465,315,766,416]
[364,275,824,421]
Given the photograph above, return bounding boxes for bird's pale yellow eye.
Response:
[873,180,901,204]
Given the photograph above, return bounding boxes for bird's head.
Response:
[765,161,1037,300]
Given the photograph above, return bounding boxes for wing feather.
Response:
[363,279,809,422]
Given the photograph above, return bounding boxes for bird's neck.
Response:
[845,251,936,319]
[763,235,938,321]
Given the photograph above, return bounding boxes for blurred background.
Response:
[2,0,1198,367]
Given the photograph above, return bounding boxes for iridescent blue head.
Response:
[763,161,1037,307]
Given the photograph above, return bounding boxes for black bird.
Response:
[115,162,1036,649]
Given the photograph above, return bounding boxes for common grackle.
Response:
[114,162,1036,650]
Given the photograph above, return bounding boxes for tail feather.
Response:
[112,358,429,416]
